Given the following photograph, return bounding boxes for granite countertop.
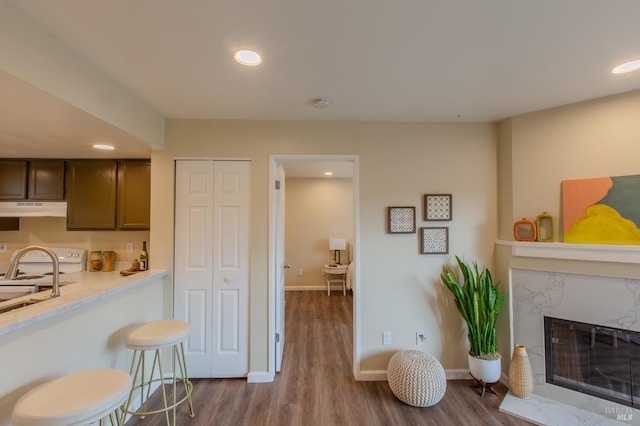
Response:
[0,269,168,337]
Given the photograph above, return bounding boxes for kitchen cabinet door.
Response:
[0,160,27,200]
[117,160,150,229]
[28,160,65,200]
[66,160,117,229]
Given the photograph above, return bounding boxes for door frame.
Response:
[268,154,361,380]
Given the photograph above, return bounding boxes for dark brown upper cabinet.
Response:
[117,160,151,230]
[66,159,150,230]
[28,160,65,200]
[66,160,117,230]
[0,160,28,200]
[0,160,65,201]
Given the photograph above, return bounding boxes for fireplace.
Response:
[544,316,640,408]
[501,267,640,424]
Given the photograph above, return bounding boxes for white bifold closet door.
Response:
[174,160,250,378]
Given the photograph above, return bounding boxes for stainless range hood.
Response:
[0,201,67,217]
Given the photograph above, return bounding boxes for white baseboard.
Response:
[285,285,326,291]
[247,371,274,383]
[445,369,473,380]
[286,285,352,292]
[356,370,388,381]
[356,368,472,382]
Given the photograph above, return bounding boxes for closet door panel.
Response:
[185,290,207,354]
[218,289,239,353]
[220,207,240,267]
[211,161,249,377]
[174,161,215,377]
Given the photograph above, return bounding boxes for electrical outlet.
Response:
[383,331,391,345]
[416,332,426,346]
[298,269,304,276]
[126,242,134,253]
[0,242,6,252]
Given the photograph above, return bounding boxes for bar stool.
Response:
[120,319,194,425]
[12,369,131,426]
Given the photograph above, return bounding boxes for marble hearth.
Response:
[502,267,640,425]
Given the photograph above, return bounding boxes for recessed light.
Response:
[234,49,262,66]
[93,144,115,151]
[612,60,640,74]
[324,171,333,176]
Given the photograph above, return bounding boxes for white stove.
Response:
[0,247,86,301]
[9,247,87,278]
[0,247,86,298]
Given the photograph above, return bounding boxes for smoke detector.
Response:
[311,97,331,108]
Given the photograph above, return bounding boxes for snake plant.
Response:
[440,256,504,359]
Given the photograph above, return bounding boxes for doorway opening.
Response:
[269,154,360,380]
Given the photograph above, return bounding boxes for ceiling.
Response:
[283,161,353,179]
[0,69,152,159]
[2,0,640,161]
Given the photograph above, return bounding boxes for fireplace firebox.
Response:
[544,316,640,407]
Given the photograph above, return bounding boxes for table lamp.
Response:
[329,238,347,265]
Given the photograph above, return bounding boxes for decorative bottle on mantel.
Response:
[140,241,149,271]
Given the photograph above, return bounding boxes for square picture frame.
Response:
[424,194,452,221]
[420,226,449,254]
[387,206,416,234]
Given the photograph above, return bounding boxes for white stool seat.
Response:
[126,319,190,349]
[12,369,131,426]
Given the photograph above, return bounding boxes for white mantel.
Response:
[496,239,640,264]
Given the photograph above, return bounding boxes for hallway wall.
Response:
[284,177,353,289]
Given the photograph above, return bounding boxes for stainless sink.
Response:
[0,299,41,314]
[0,283,40,301]
[13,275,46,281]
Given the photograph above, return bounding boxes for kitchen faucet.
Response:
[5,246,60,298]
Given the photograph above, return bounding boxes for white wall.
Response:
[151,120,497,376]
[495,89,640,376]
[284,177,353,289]
[500,90,640,241]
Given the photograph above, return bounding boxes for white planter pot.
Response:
[468,353,502,383]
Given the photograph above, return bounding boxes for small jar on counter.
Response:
[90,251,103,272]
[102,250,115,272]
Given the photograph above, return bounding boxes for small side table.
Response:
[323,264,349,296]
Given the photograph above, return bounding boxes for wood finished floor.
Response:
[126,290,533,425]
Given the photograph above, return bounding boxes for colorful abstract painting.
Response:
[562,174,640,244]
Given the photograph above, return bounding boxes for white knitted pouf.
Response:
[387,350,446,407]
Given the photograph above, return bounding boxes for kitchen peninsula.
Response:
[0,269,169,425]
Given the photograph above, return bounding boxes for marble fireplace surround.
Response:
[497,241,640,425]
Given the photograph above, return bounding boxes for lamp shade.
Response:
[329,238,347,250]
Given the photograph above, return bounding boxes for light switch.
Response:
[383,331,391,345]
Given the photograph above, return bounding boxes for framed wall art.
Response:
[424,194,452,221]
[420,226,449,254]
[387,206,416,234]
